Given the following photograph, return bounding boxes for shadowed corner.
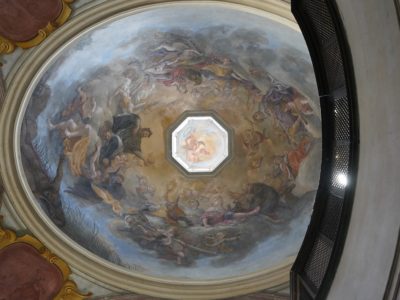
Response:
[0,213,91,300]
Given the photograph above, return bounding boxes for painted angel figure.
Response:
[111,113,153,165]
[183,133,210,163]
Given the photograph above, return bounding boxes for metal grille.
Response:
[291,0,358,299]
[304,0,335,43]
[330,145,350,198]
[303,0,346,89]
[333,96,350,141]
[304,236,333,290]
[323,42,345,90]
[320,195,343,240]
[299,284,314,300]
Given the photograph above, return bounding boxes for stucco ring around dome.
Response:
[0,0,322,299]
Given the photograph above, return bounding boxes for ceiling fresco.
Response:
[19,4,321,280]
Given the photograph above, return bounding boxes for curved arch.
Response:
[290,0,359,299]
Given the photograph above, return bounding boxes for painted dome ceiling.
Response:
[18,3,321,281]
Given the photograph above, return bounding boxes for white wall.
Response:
[328,1,400,299]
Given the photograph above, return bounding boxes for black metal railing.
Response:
[290,0,359,299]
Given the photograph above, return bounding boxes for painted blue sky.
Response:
[22,3,320,280]
[44,3,316,101]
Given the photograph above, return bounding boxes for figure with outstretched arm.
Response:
[112,113,153,165]
[201,205,260,227]
[49,117,101,178]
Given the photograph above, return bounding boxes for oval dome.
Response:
[16,1,321,284]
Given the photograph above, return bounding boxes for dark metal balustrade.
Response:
[290,0,359,299]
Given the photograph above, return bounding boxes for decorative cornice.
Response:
[92,291,289,300]
[0,68,4,112]
[0,0,74,55]
[0,69,4,204]
[0,215,91,300]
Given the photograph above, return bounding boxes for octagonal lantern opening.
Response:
[167,112,233,176]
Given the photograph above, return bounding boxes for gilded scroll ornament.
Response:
[0,216,90,300]
[0,0,74,55]
[0,37,15,54]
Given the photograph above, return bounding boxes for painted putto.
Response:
[171,115,230,173]
[19,4,321,280]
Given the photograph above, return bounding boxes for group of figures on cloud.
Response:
[145,38,264,100]
[240,78,318,195]
[142,33,320,192]
[47,86,288,267]
[117,181,286,266]
[48,84,155,215]
[44,82,278,267]
[39,30,320,267]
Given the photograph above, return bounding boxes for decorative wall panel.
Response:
[0,0,74,54]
